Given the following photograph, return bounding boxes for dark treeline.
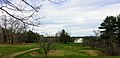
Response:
[55,29,71,43]
[83,14,120,56]
[0,27,40,43]
[0,15,41,44]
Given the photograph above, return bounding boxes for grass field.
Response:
[15,43,105,58]
[0,43,120,58]
[0,43,39,57]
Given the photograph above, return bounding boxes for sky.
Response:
[32,0,120,37]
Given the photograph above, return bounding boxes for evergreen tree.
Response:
[59,29,70,44]
[116,15,120,44]
[99,16,118,55]
[99,16,117,39]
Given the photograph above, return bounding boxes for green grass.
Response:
[15,53,120,58]
[0,43,39,57]
[53,43,94,50]
[15,49,90,58]
[1,43,120,58]
[15,43,106,58]
[36,56,120,58]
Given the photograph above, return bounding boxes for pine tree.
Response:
[59,29,70,44]
[99,16,117,39]
[99,16,117,55]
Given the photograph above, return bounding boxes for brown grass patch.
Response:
[29,52,39,56]
[80,50,103,56]
[48,50,64,56]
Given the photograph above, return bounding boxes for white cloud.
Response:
[33,0,120,36]
[33,24,64,36]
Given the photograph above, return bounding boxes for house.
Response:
[74,38,83,43]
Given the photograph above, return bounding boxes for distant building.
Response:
[74,38,83,43]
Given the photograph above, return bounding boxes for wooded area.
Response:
[83,14,120,56]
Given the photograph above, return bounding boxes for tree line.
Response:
[55,29,71,43]
[83,14,120,56]
[0,27,40,44]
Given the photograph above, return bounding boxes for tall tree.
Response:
[116,15,120,44]
[99,16,117,39]
[0,0,66,27]
[60,29,66,43]
[39,35,56,56]
[99,16,117,55]
[59,29,70,44]
[0,0,43,27]
[0,15,8,43]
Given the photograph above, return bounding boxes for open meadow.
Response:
[3,43,117,58]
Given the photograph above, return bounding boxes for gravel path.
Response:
[2,48,39,58]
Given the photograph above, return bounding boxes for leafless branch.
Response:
[22,0,38,12]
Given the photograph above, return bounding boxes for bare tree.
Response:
[0,15,8,43]
[0,0,66,27]
[0,15,27,43]
[0,0,44,28]
[7,16,27,43]
[93,30,100,37]
[91,30,100,48]
[93,30,100,42]
[0,0,43,43]
[39,35,56,56]
[0,0,66,43]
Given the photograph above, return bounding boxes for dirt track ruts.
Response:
[2,48,39,58]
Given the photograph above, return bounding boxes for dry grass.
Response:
[48,50,64,56]
[79,50,104,56]
[29,52,39,56]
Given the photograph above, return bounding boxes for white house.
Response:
[74,38,83,43]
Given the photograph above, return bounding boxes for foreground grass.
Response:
[15,43,106,58]
[15,55,120,58]
[0,43,39,57]
[1,43,120,58]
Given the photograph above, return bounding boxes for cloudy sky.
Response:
[33,0,120,36]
